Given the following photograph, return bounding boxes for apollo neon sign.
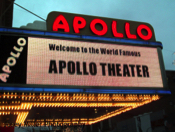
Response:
[47,12,155,41]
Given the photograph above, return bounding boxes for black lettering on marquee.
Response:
[83,62,89,75]
[49,44,56,50]
[107,49,112,54]
[123,64,130,77]
[116,64,122,76]
[108,63,115,76]
[49,44,80,52]
[66,46,69,51]
[119,49,122,55]
[76,62,82,75]
[48,60,150,79]
[142,65,149,77]
[68,61,75,74]
[89,47,99,54]
[89,62,97,75]
[59,60,66,74]
[138,52,141,57]
[136,65,142,77]
[129,65,135,77]
[100,63,106,76]
[100,48,106,54]
[49,60,58,73]
[56,45,59,50]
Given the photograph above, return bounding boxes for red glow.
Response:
[90,19,108,36]
[125,22,137,39]
[137,24,152,40]
[51,13,154,41]
[52,15,70,32]
[73,16,86,33]
[112,21,124,38]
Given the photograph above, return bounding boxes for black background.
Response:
[0,35,28,84]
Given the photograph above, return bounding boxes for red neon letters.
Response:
[137,24,152,40]
[112,21,124,38]
[90,19,108,36]
[125,22,137,39]
[52,15,70,32]
[52,15,153,40]
[73,16,86,33]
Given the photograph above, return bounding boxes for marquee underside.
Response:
[0,92,160,126]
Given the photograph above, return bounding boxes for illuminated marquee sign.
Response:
[47,11,156,41]
[0,35,164,88]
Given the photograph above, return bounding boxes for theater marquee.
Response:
[0,11,170,127]
[0,35,164,88]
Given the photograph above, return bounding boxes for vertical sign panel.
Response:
[0,35,27,84]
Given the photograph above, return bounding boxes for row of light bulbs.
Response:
[1,92,159,102]
[0,96,159,111]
